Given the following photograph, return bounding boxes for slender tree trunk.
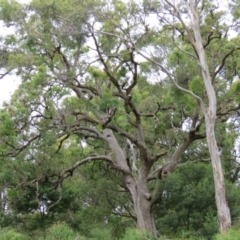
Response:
[188,1,231,232]
[206,117,231,231]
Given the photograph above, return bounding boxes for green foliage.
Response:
[41,222,78,240]
[121,228,155,240]
[156,163,218,239]
[189,76,205,97]
[155,162,240,239]
[69,164,131,237]
[0,111,14,137]
[225,182,240,222]
[214,227,240,240]
[0,228,30,240]
[227,80,240,103]
[88,228,112,240]
[0,0,240,239]
[0,0,25,24]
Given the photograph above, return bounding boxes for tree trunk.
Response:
[124,172,157,236]
[135,192,157,236]
[188,1,231,232]
[104,129,157,235]
[206,116,231,232]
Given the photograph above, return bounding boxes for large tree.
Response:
[133,0,240,232]
[0,0,239,236]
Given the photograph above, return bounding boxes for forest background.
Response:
[1,0,240,239]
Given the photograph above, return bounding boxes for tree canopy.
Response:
[0,0,240,239]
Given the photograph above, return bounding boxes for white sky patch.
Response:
[16,0,31,3]
[0,75,20,107]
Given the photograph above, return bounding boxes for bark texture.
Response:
[188,0,231,232]
[104,129,158,235]
[122,167,158,236]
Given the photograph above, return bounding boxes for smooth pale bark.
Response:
[188,0,231,232]
[206,118,231,231]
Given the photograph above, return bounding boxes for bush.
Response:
[87,228,112,240]
[214,227,240,240]
[0,228,30,240]
[121,228,155,240]
[42,222,79,240]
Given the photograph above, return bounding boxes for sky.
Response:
[0,74,20,107]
